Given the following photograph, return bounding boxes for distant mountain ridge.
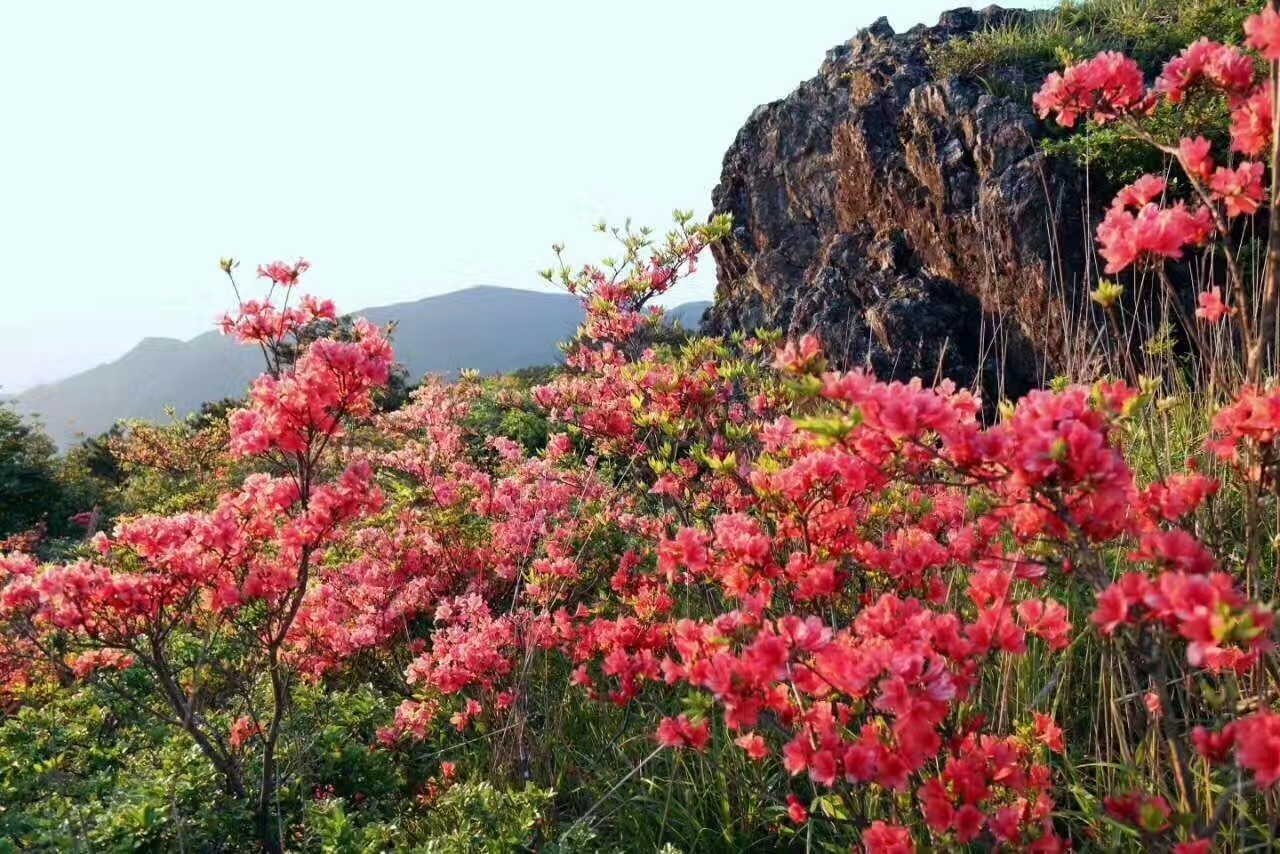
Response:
[14,286,710,449]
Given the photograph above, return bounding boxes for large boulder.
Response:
[706,7,1088,397]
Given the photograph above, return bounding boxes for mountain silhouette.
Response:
[14,287,710,448]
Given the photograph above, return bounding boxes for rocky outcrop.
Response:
[706,7,1087,397]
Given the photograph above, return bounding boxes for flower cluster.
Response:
[1036,17,1275,301]
[228,320,393,456]
[1033,51,1148,127]
[1095,177,1214,274]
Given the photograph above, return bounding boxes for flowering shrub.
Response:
[355,202,1276,849]
[1035,9,1280,384]
[2,208,1280,848]
[1,260,394,849]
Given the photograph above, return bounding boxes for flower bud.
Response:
[1091,280,1125,309]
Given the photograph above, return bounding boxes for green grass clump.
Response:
[928,0,1256,89]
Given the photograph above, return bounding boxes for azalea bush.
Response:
[1034,5,1280,386]
[5,10,1280,852]
[6,229,1279,850]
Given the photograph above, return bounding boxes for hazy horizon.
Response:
[5,283,714,396]
[1,1,1051,394]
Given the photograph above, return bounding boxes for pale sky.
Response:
[0,1,1053,393]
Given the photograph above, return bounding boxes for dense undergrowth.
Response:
[8,5,1280,853]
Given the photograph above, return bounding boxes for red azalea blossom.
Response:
[1034,51,1147,127]
[1192,725,1236,764]
[734,731,770,759]
[786,794,808,824]
[1196,287,1235,323]
[1114,174,1167,209]
[1031,713,1066,753]
[230,716,261,749]
[1179,136,1215,182]
[862,821,914,854]
[1245,7,1280,61]
[1231,85,1273,156]
[1096,196,1214,274]
[1234,711,1280,787]
[1158,39,1255,103]
[1211,161,1266,217]
[256,258,311,288]
[656,714,711,751]
[1209,386,1280,464]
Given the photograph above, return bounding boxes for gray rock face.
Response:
[706,7,1087,398]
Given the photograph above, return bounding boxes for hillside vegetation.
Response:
[5,2,1280,851]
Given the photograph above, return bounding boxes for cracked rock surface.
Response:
[706,7,1088,397]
